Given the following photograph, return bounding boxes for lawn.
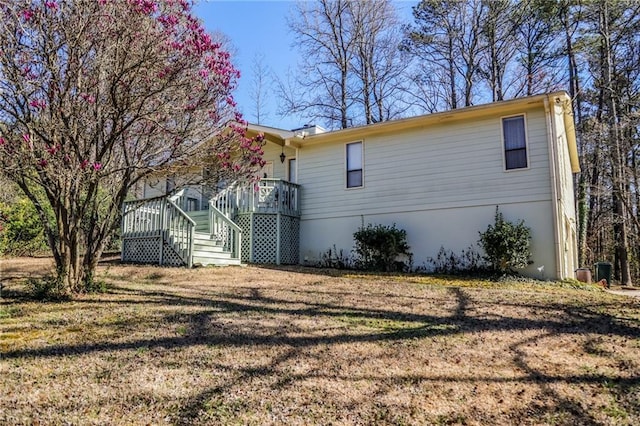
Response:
[1,257,639,425]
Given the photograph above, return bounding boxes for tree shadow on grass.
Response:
[3,279,639,423]
[170,286,639,423]
[252,263,505,283]
[4,282,638,358]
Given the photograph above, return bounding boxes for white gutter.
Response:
[544,96,564,280]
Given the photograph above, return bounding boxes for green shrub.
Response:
[318,245,354,269]
[353,223,412,272]
[478,207,532,273]
[425,245,488,275]
[0,198,49,256]
[26,275,68,301]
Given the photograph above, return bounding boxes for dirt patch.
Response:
[1,258,639,425]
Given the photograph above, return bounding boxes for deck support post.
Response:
[120,203,126,263]
[250,212,255,263]
[159,200,165,266]
[276,213,281,265]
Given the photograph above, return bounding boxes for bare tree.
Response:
[281,0,410,128]
[556,0,589,266]
[349,0,411,123]
[282,0,356,129]
[0,0,263,293]
[458,0,485,106]
[249,52,271,124]
[579,0,640,285]
[404,0,486,109]
[404,70,449,114]
[404,0,461,110]
[479,0,518,101]
[597,0,637,286]
[512,0,563,97]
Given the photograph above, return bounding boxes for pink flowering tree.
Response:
[0,0,263,293]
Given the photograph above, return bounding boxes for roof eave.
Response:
[561,97,581,173]
[298,92,572,145]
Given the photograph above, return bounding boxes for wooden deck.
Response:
[212,179,301,218]
[120,179,300,267]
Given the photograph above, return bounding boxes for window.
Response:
[502,115,527,170]
[346,142,363,188]
[288,158,297,183]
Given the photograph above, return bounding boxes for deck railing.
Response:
[212,179,301,218]
[213,183,238,219]
[209,202,242,259]
[122,195,195,267]
[166,198,196,267]
[122,196,164,237]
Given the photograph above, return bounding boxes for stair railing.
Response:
[168,189,186,211]
[211,183,238,219]
[166,197,196,267]
[208,200,242,260]
[121,195,195,267]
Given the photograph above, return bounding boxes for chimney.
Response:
[292,123,326,137]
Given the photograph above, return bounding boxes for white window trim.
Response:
[287,157,296,183]
[345,140,364,189]
[500,113,530,172]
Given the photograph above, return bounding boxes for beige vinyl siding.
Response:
[297,106,560,278]
[299,201,557,279]
[257,142,295,180]
[298,108,552,221]
[143,177,167,198]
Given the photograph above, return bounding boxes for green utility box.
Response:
[594,262,612,287]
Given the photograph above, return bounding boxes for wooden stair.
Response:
[186,211,241,267]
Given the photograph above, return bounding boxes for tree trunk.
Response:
[448,36,457,109]
[56,222,84,293]
[599,0,632,286]
[360,49,372,124]
[526,50,534,96]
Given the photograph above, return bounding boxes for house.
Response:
[121,91,580,280]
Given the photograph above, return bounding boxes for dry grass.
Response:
[1,257,639,425]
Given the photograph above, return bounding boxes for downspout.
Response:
[295,147,299,184]
[544,97,563,280]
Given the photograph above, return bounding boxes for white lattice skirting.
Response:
[122,236,186,267]
[279,215,300,264]
[236,213,299,264]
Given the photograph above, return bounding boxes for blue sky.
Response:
[194,0,415,130]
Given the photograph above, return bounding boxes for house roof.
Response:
[248,92,580,173]
[244,123,294,146]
